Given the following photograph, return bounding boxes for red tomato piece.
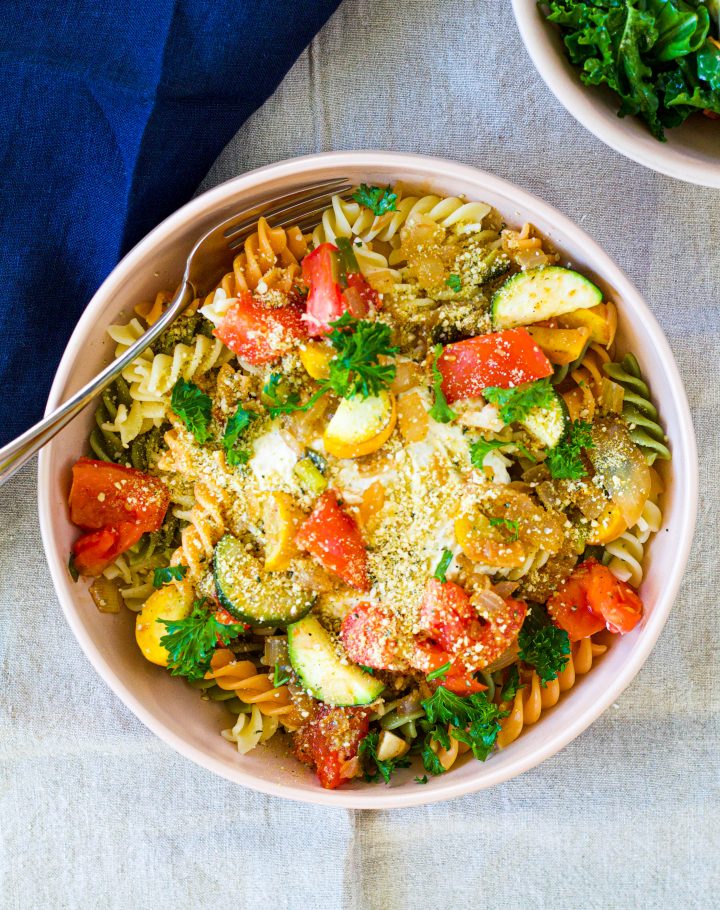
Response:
[342,272,379,317]
[214,290,307,364]
[341,602,406,671]
[409,641,487,695]
[438,328,553,403]
[418,578,476,652]
[302,242,347,335]
[547,559,643,640]
[71,522,145,576]
[442,663,488,696]
[295,491,370,591]
[293,704,371,789]
[69,458,169,532]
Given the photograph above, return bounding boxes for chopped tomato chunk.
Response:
[293,704,371,789]
[409,641,487,695]
[302,242,346,335]
[547,558,643,640]
[438,328,553,403]
[69,458,169,532]
[341,602,406,671]
[214,290,307,364]
[295,491,370,591]
[69,459,170,575]
[418,578,476,652]
[71,523,145,576]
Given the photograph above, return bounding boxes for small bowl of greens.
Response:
[513,0,720,186]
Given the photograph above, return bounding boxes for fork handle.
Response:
[0,279,197,487]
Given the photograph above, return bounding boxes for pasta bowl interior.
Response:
[38,152,697,808]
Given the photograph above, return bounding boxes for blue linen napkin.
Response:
[0,0,341,446]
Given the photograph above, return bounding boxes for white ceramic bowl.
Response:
[38,152,697,808]
[513,0,720,187]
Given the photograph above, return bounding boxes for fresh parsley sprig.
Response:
[546,419,594,480]
[359,731,411,784]
[263,313,398,418]
[429,344,457,424]
[518,605,571,686]
[352,184,398,216]
[222,405,257,466]
[171,379,212,443]
[159,600,246,681]
[419,687,508,774]
[483,378,557,425]
[153,565,187,588]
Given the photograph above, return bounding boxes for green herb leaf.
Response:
[420,687,508,772]
[426,661,452,682]
[488,516,520,541]
[262,373,304,418]
[433,549,454,584]
[273,664,290,687]
[359,731,411,784]
[68,555,80,582]
[171,379,212,443]
[352,184,398,216]
[415,774,429,784]
[469,437,538,470]
[336,236,360,286]
[518,622,571,687]
[325,312,398,399]
[483,378,557,425]
[446,273,462,292]
[359,665,375,675]
[500,664,524,702]
[153,565,188,588]
[429,344,457,424]
[223,405,258,465]
[159,601,246,681]
[546,419,594,480]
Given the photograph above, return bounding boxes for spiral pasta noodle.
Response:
[496,636,608,749]
[205,649,299,726]
[603,497,662,587]
[168,478,229,580]
[222,706,279,755]
[603,354,671,464]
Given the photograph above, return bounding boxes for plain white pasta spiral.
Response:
[123,335,232,401]
[100,399,166,446]
[604,498,662,587]
[199,286,236,327]
[222,706,279,755]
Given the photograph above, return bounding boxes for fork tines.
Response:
[224,178,352,249]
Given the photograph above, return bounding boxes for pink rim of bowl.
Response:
[512,0,720,188]
[38,151,698,808]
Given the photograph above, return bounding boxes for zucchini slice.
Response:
[492,266,603,330]
[214,534,314,626]
[287,615,385,706]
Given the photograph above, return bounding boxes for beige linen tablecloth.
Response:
[1,2,718,907]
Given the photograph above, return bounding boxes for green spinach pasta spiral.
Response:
[603,354,670,464]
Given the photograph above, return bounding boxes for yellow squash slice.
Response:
[135,581,194,667]
[323,390,396,459]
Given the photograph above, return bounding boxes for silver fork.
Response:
[0,177,351,487]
